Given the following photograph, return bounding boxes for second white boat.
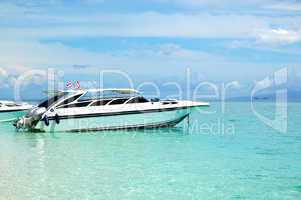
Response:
[0,101,34,122]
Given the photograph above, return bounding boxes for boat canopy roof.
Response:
[87,88,139,94]
[43,89,140,101]
[79,89,139,100]
[44,88,139,95]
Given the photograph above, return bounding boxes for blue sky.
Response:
[0,0,301,97]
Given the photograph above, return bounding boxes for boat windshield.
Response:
[38,92,68,108]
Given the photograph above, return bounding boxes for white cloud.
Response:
[228,28,301,48]
[1,1,300,43]
[154,0,273,8]
[0,65,48,89]
[0,39,226,74]
[253,78,274,89]
[0,36,282,83]
[228,81,242,89]
[1,12,269,39]
[0,0,300,87]
[264,2,301,11]
[255,28,301,45]
[0,68,8,78]
[1,2,300,48]
[0,67,15,89]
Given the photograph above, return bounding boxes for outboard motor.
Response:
[14,107,47,130]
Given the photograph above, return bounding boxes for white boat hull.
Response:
[34,107,195,132]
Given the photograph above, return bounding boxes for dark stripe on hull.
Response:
[47,105,205,120]
[67,114,189,132]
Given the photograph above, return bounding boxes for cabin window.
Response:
[58,101,92,109]
[78,91,102,101]
[90,99,112,106]
[126,97,149,104]
[108,98,129,105]
[56,94,82,108]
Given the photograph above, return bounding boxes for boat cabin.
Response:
[38,89,149,109]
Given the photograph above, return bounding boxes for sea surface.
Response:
[0,102,301,200]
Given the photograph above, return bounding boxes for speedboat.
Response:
[14,89,209,132]
[0,101,34,122]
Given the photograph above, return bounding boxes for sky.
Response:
[0,0,301,98]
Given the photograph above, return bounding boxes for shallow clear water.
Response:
[0,102,301,200]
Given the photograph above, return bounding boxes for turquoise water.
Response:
[0,102,301,200]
